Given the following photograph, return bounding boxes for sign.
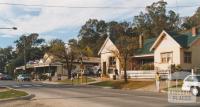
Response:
[168,88,196,103]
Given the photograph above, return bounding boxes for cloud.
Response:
[0,0,198,40]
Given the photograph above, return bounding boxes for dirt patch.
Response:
[0,87,8,92]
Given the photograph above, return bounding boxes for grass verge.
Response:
[57,77,96,84]
[0,89,28,99]
[162,80,183,91]
[91,80,154,89]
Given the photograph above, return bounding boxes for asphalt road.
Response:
[0,80,200,107]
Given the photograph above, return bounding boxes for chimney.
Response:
[192,27,198,36]
[139,34,144,48]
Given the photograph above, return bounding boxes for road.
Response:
[0,80,200,107]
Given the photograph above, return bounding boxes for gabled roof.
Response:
[98,36,118,55]
[136,29,200,56]
[99,29,200,57]
[150,30,200,51]
[150,30,182,51]
[170,31,200,48]
[135,38,156,56]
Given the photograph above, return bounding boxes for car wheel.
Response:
[191,87,200,96]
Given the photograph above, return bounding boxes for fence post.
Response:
[191,69,194,76]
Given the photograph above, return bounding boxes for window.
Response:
[161,52,173,63]
[109,57,116,66]
[184,52,191,63]
[185,76,193,82]
[185,76,200,82]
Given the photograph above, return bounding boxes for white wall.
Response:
[100,38,120,75]
[154,34,181,70]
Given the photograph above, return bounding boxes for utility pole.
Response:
[23,36,26,74]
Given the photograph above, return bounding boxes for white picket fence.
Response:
[126,70,169,79]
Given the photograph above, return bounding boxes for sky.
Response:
[0,0,199,48]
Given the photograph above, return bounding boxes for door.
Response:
[103,62,107,75]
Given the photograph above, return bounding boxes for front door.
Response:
[103,62,107,75]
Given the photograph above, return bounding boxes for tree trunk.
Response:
[124,65,128,83]
[65,56,71,79]
[69,54,74,79]
[124,54,128,83]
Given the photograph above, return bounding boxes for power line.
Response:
[0,2,199,9]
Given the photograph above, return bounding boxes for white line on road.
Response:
[22,84,32,87]
[12,85,21,88]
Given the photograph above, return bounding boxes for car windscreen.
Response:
[185,76,200,82]
[191,76,200,82]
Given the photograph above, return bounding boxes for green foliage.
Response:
[171,64,182,72]
[3,33,46,76]
[133,0,180,38]
[48,39,66,58]
[78,19,135,56]
[0,46,13,72]
[48,39,79,79]
[182,7,200,29]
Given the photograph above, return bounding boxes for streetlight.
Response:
[0,27,17,30]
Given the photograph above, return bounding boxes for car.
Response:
[0,74,4,80]
[1,74,12,80]
[182,75,200,96]
[17,74,31,81]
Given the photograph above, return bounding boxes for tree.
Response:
[15,33,45,61]
[78,19,108,56]
[78,19,133,57]
[133,0,180,39]
[182,7,200,29]
[48,39,79,79]
[109,22,138,83]
[0,46,13,73]
[4,33,46,76]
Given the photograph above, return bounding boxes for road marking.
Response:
[22,84,32,87]
[34,84,43,87]
[12,85,20,88]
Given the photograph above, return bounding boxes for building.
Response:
[98,36,120,77]
[98,27,200,77]
[15,53,100,79]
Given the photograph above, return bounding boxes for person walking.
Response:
[155,72,160,92]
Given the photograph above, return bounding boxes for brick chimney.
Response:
[192,27,198,36]
[139,34,144,48]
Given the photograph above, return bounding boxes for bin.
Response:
[113,75,116,80]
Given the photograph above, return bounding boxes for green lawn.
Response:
[57,77,96,84]
[91,80,154,89]
[0,89,28,99]
[163,81,183,91]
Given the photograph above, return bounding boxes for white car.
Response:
[17,74,31,81]
[182,75,200,96]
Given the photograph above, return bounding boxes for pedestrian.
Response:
[114,68,118,79]
[155,72,160,92]
[97,68,102,78]
[114,68,118,76]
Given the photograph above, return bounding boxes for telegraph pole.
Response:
[23,36,26,74]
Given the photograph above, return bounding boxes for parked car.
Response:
[17,74,31,81]
[0,74,4,80]
[171,71,191,80]
[0,74,12,80]
[182,75,200,96]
